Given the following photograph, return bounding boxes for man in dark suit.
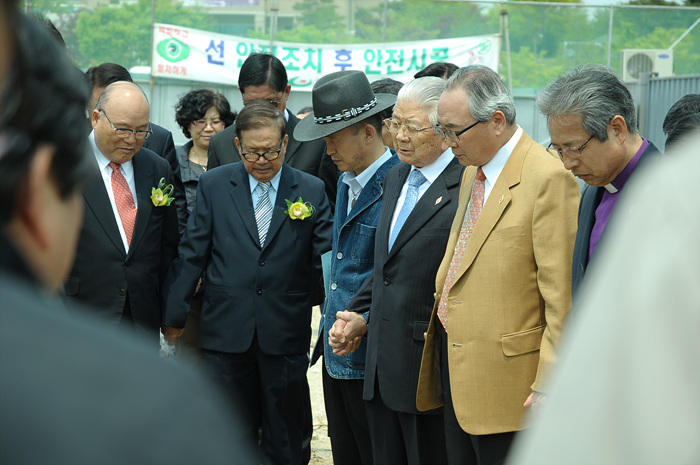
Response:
[330,77,463,464]
[207,53,340,212]
[0,10,254,464]
[536,64,663,299]
[64,81,180,343]
[161,101,332,465]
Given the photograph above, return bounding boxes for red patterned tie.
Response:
[437,167,486,332]
[109,161,137,245]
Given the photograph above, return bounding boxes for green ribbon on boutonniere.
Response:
[151,177,174,207]
[284,197,315,220]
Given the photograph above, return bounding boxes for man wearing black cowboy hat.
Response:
[297,70,399,465]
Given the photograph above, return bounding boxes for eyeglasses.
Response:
[241,145,283,162]
[192,119,224,129]
[383,118,434,138]
[435,120,484,143]
[547,135,594,160]
[101,110,152,140]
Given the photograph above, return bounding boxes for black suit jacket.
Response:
[207,112,340,212]
[572,141,663,298]
[143,123,188,235]
[64,147,180,338]
[162,163,333,356]
[349,158,464,414]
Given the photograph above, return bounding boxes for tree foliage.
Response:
[74,0,210,68]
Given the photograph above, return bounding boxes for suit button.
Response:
[119,289,127,296]
[256,288,262,295]
[336,252,343,260]
[383,278,390,286]
[259,260,265,266]
[330,283,337,290]
[423,331,428,340]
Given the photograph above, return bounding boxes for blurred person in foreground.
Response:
[0,8,254,464]
[370,77,404,150]
[506,130,700,465]
[162,101,332,465]
[64,81,180,345]
[172,88,236,364]
[330,76,463,465]
[296,70,399,465]
[208,53,340,213]
[415,65,579,465]
[537,64,663,301]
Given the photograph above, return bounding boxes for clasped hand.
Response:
[328,310,368,356]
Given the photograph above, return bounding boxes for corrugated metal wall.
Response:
[628,74,700,150]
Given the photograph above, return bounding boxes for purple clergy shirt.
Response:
[589,138,649,261]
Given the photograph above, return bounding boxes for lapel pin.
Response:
[435,196,442,205]
[499,194,504,205]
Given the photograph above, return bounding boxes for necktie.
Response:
[389,169,427,251]
[254,181,273,247]
[108,161,137,245]
[437,167,486,332]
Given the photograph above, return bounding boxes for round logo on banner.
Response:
[477,40,493,55]
[289,76,313,87]
[157,38,190,63]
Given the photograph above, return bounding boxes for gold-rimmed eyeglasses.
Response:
[383,118,434,138]
[241,145,283,162]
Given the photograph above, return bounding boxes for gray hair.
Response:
[444,65,516,125]
[95,81,149,111]
[395,77,445,125]
[536,64,638,141]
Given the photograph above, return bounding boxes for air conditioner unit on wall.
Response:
[622,49,674,82]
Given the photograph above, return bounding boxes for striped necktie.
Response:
[255,181,273,246]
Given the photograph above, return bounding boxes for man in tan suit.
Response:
[416,65,579,464]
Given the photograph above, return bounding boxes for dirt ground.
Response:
[308,306,333,465]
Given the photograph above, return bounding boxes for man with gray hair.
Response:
[537,64,662,299]
[330,76,463,464]
[416,65,579,464]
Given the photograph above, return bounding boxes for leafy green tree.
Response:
[75,0,210,68]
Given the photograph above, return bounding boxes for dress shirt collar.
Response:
[343,147,393,190]
[410,147,454,183]
[248,168,282,196]
[481,125,522,187]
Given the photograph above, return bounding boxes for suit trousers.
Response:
[321,367,373,465]
[201,332,308,465]
[438,324,516,465]
[365,375,448,465]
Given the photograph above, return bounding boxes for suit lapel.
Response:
[387,160,461,260]
[377,163,409,260]
[82,165,126,256]
[263,165,297,252]
[127,152,155,257]
[455,135,529,279]
[229,164,259,246]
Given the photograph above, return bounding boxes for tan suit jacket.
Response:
[416,130,579,435]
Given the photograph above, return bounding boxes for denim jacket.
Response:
[310,152,399,379]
